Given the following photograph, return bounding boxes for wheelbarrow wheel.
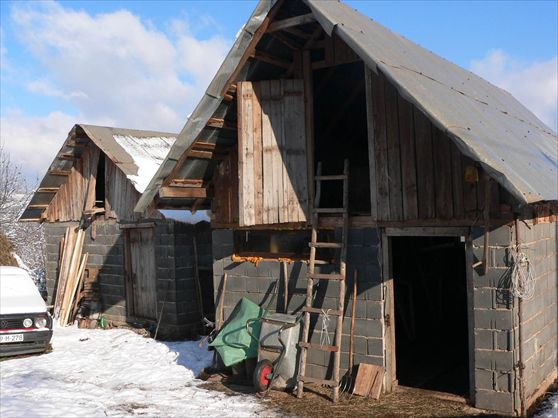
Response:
[253,359,274,393]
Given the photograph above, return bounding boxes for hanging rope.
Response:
[510,247,535,300]
[320,309,332,347]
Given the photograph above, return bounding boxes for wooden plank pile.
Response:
[54,226,89,326]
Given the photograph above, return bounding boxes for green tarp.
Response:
[209,297,267,367]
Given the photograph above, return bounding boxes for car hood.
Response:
[0,267,47,315]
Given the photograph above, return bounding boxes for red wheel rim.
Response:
[259,364,273,388]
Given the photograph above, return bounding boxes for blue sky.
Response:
[1,0,557,185]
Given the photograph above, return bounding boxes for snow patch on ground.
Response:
[0,326,272,417]
[534,391,558,418]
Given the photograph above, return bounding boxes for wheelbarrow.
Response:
[247,312,301,395]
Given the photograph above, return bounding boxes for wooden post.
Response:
[349,269,358,372]
[192,235,204,323]
[282,261,289,313]
[302,49,314,220]
[217,273,228,330]
[482,174,491,273]
[365,68,378,220]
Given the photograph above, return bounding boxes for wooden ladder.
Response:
[297,158,349,403]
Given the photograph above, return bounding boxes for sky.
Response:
[1,0,557,185]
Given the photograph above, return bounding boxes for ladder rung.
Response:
[299,342,339,352]
[315,175,346,181]
[313,208,345,214]
[299,376,338,386]
[313,259,332,265]
[309,242,342,248]
[307,273,344,280]
[302,307,342,315]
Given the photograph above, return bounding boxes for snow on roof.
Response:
[113,134,176,193]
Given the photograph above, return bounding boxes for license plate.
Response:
[0,334,24,343]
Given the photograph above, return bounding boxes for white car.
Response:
[0,266,53,357]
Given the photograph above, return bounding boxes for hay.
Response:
[0,231,18,266]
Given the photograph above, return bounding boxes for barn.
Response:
[135,0,557,414]
[20,124,213,338]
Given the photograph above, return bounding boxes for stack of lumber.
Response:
[54,227,88,326]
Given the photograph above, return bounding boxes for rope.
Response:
[320,309,332,347]
[510,247,535,300]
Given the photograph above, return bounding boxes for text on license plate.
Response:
[0,334,24,343]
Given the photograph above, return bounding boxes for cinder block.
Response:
[360,282,382,301]
[474,309,513,330]
[366,300,382,319]
[474,389,514,414]
[496,371,512,392]
[474,349,514,371]
[475,368,495,390]
[367,338,383,356]
[474,288,493,309]
[354,318,382,338]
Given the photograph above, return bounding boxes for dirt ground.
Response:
[200,373,506,418]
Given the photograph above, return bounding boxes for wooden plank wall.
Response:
[211,147,239,225]
[105,158,143,222]
[237,79,308,227]
[368,70,504,223]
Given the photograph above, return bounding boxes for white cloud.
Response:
[470,49,558,131]
[1,2,231,181]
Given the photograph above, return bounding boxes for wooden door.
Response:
[237,79,308,226]
[126,228,157,319]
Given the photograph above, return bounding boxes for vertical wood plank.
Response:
[384,79,403,221]
[432,127,453,219]
[252,82,263,225]
[288,79,308,221]
[260,81,276,224]
[414,107,435,219]
[365,68,378,220]
[397,97,418,220]
[270,80,286,223]
[462,155,479,220]
[237,81,256,226]
[450,141,465,220]
[303,50,315,215]
[371,71,390,220]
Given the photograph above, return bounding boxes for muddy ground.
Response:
[200,373,506,418]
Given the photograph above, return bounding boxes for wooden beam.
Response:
[49,169,71,176]
[206,118,236,130]
[267,13,315,33]
[268,31,303,50]
[365,68,378,220]
[159,186,210,199]
[253,50,291,69]
[37,187,60,193]
[27,204,49,209]
[219,0,284,96]
[283,27,312,40]
[169,178,204,187]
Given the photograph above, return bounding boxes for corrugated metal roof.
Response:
[135,0,555,211]
[20,124,176,221]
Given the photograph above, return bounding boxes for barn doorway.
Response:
[391,236,469,396]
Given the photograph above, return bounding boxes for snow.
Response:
[112,134,176,194]
[0,326,273,417]
[534,391,558,418]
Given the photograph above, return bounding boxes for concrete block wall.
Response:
[514,221,558,405]
[212,227,384,380]
[43,219,208,338]
[471,224,517,414]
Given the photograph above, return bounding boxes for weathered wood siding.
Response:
[237,79,308,226]
[126,227,158,320]
[105,158,143,222]
[211,147,239,225]
[367,69,506,223]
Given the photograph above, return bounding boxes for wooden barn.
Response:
[135,0,557,414]
[20,124,213,338]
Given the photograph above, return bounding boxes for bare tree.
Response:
[0,144,45,287]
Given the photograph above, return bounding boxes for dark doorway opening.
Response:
[95,153,106,208]
[392,236,469,396]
